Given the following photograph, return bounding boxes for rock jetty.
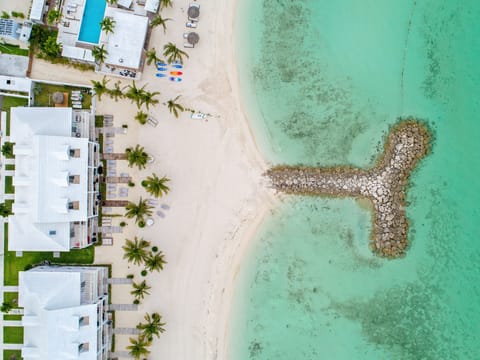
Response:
[266,119,431,258]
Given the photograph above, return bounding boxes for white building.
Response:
[8,107,100,252]
[29,0,47,24]
[19,266,111,360]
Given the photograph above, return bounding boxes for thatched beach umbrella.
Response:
[52,92,64,104]
[187,5,200,19]
[187,32,200,46]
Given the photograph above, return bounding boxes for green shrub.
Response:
[126,274,134,279]
[128,181,135,187]
[151,246,158,253]
[138,220,145,228]
[119,221,127,227]
[1,142,14,158]
[133,299,140,305]
[1,11,10,19]
[141,270,147,277]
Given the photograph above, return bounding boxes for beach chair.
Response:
[147,116,158,127]
[184,43,194,48]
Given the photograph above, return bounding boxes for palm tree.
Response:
[0,203,13,218]
[125,81,147,108]
[90,76,110,100]
[125,145,149,170]
[100,17,116,35]
[134,111,148,125]
[108,81,123,101]
[159,0,173,10]
[150,15,171,33]
[163,42,189,64]
[125,198,153,223]
[91,44,108,64]
[122,237,151,265]
[127,336,151,360]
[141,173,170,198]
[165,95,185,118]
[46,9,61,25]
[140,90,160,110]
[144,252,167,272]
[0,301,13,313]
[145,48,161,66]
[136,313,166,342]
[131,280,151,300]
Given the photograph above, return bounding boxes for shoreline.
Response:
[25,0,273,358]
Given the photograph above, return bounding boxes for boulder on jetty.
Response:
[266,119,431,259]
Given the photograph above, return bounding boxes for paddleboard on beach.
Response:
[156,73,167,77]
[157,62,167,67]
[157,67,168,71]
[171,63,183,69]
[169,77,182,82]
[170,71,183,76]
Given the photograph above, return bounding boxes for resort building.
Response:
[57,0,149,79]
[18,266,111,359]
[0,18,32,43]
[8,107,100,252]
[29,0,47,24]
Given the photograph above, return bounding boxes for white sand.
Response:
[29,0,274,358]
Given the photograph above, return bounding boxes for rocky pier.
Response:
[266,119,432,258]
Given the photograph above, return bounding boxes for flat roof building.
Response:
[19,266,111,360]
[8,107,100,252]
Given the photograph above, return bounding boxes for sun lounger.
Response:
[72,104,82,109]
[156,210,165,218]
[191,112,207,119]
[161,204,170,210]
[184,43,194,48]
[147,116,158,127]
[186,22,197,28]
[148,198,159,206]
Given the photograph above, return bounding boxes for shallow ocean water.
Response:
[231,0,480,359]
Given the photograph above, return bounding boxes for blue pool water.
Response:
[78,0,106,44]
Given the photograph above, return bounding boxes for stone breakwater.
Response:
[266,120,431,258]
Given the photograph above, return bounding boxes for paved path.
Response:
[2,286,18,292]
[109,351,132,358]
[109,304,138,311]
[107,278,133,285]
[2,344,22,350]
[3,320,21,327]
[113,328,139,335]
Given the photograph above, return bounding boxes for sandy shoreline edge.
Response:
[24,0,275,358]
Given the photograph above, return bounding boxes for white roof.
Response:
[117,0,133,8]
[30,0,46,22]
[145,0,159,13]
[9,107,89,252]
[62,45,95,62]
[103,9,148,69]
[19,270,99,360]
[0,75,31,92]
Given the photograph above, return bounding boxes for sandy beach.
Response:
[30,0,273,358]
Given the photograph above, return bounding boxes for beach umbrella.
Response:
[187,5,200,19]
[187,32,200,45]
[52,91,64,104]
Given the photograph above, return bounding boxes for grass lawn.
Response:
[5,164,15,171]
[2,292,21,321]
[1,97,29,136]
[3,350,21,360]
[33,83,92,109]
[0,43,29,56]
[3,327,23,344]
[3,224,95,286]
[5,176,14,194]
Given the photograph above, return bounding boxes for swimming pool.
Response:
[78,0,107,44]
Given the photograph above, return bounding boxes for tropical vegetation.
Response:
[163,42,189,64]
[134,111,148,125]
[91,76,110,100]
[125,144,149,169]
[130,280,151,300]
[125,81,147,108]
[141,173,170,198]
[140,90,160,110]
[1,142,14,158]
[127,336,151,360]
[92,44,108,64]
[100,17,116,34]
[144,252,167,273]
[150,15,171,33]
[108,81,124,101]
[124,198,153,224]
[145,48,161,66]
[136,312,166,342]
[46,9,61,25]
[166,95,185,118]
[159,0,174,10]
[122,237,151,265]
[0,203,13,218]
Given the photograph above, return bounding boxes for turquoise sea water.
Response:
[78,0,106,44]
[231,0,480,359]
